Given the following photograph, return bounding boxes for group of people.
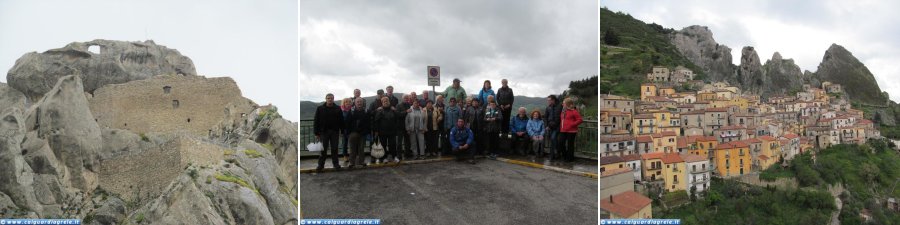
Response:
[313,78,583,171]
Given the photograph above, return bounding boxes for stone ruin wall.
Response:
[97,136,225,203]
[88,74,256,137]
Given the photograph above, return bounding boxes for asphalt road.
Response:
[300,159,598,225]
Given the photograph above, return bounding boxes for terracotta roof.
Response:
[636,135,653,143]
[758,155,770,161]
[621,154,642,161]
[783,133,799,139]
[747,138,762,144]
[634,114,654,119]
[678,104,695,108]
[680,153,707,163]
[600,191,652,218]
[706,107,727,112]
[700,136,718,142]
[601,167,632,178]
[600,156,625,165]
[661,153,684,164]
[641,152,665,160]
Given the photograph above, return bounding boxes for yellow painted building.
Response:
[661,153,686,192]
[758,136,782,169]
[641,152,665,181]
[641,83,657,101]
[632,114,657,135]
[714,140,752,177]
[652,131,678,153]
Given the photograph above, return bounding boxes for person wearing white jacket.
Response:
[406,100,427,160]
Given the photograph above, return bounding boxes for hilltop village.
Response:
[599,65,881,219]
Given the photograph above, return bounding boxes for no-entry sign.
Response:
[427,66,440,86]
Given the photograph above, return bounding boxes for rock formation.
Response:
[0,40,297,225]
[669,25,735,83]
[763,52,804,97]
[815,43,886,105]
[7,40,196,102]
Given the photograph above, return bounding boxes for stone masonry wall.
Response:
[89,74,255,137]
[97,135,225,203]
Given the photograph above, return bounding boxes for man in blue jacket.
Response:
[443,97,462,156]
[509,107,530,155]
[450,118,476,164]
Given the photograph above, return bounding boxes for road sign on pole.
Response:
[427,66,440,87]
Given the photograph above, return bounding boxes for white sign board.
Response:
[427,66,440,86]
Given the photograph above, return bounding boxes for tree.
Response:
[603,29,620,46]
[690,185,698,201]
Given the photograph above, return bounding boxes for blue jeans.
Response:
[547,130,559,156]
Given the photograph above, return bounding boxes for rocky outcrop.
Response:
[737,46,765,95]
[7,40,196,101]
[25,75,101,191]
[670,25,735,82]
[762,52,804,97]
[815,43,887,105]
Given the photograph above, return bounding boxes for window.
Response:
[163,86,171,94]
[172,100,180,109]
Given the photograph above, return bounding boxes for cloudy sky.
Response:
[603,0,900,102]
[0,0,299,121]
[299,0,598,101]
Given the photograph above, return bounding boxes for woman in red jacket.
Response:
[558,97,583,162]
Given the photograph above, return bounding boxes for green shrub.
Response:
[215,172,259,195]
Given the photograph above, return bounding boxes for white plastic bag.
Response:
[371,138,385,158]
[307,141,324,152]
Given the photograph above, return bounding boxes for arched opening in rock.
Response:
[187,118,191,123]
[172,100,180,109]
[88,45,100,54]
[163,86,171,94]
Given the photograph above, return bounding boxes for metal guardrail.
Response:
[299,119,598,159]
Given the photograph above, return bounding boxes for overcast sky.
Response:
[603,0,900,102]
[299,0,598,101]
[0,0,299,121]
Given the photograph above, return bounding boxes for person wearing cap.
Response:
[443,78,467,105]
[497,79,514,135]
[314,93,344,172]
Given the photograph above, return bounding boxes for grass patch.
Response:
[261,143,275,153]
[243,149,264,158]
[215,172,259,195]
[291,198,298,206]
[223,149,235,156]
[139,133,149,142]
[134,213,144,223]
[759,163,794,181]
